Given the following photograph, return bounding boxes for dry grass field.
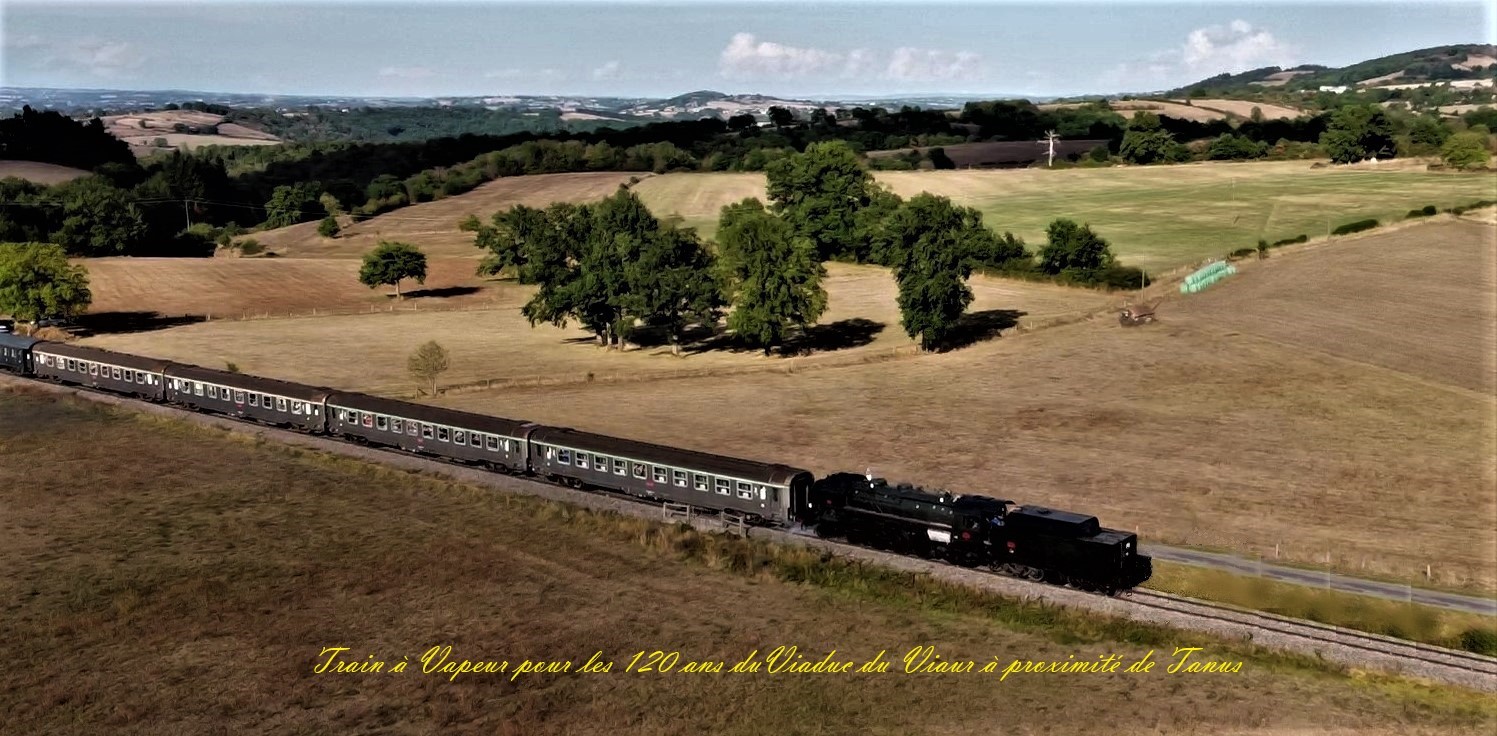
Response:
[432,220,1497,592]
[1181,100,1307,120]
[1039,98,1304,122]
[631,162,1497,271]
[256,172,646,258]
[3,389,1492,735]
[0,160,91,185]
[102,110,281,156]
[79,257,500,319]
[82,263,1112,394]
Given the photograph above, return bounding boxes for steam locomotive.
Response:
[0,334,1152,594]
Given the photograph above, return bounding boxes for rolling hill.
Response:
[1170,44,1496,96]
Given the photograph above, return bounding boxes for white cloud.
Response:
[1181,19,1293,73]
[378,66,434,80]
[719,32,843,78]
[14,36,147,79]
[591,60,621,80]
[885,47,981,82]
[718,33,983,84]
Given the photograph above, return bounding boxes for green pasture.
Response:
[631,161,1497,273]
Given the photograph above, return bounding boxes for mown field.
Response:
[3,388,1493,735]
[82,263,1112,395]
[630,161,1497,272]
[432,219,1497,592]
[0,159,91,185]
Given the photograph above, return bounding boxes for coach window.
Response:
[271,398,283,412]
[437,427,449,442]
[112,367,121,380]
[454,430,466,445]
[234,390,245,403]
[408,422,420,437]
[574,452,589,469]
[376,416,389,431]
[652,466,667,483]
[673,470,687,487]
[486,435,499,451]
[715,479,731,496]
[248,394,259,407]
[557,448,571,464]
[292,401,304,414]
[65,359,75,371]
[613,458,627,476]
[759,486,771,501]
[390,419,402,433]
[89,364,98,376]
[125,371,135,384]
[421,424,433,439]
[693,474,708,492]
[630,462,645,479]
[737,481,753,500]
[137,372,147,383]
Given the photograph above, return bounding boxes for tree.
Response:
[1119,112,1179,165]
[928,147,956,169]
[1441,131,1491,170]
[263,183,321,229]
[765,140,879,261]
[623,227,725,355]
[767,106,795,127]
[359,241,427,299]
[0,242,92,322]
[1319,105,1397,164]
[879,194,991,351]
[407,340,449,396]
[1038,219,1115,276]
[317,216,340,238]
[1408,116,1451,149]
[715,198,827,355]
[51,178,148,257]
[727,113,757,132]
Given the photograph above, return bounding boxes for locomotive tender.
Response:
[0,334,1151,594]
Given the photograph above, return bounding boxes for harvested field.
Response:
[79,257,499,319]
[1108,100,1227,122]
[81,263,1111,395]
[257,172,646,258]
[0,160,91,185]
[633,161,1497,271]
[5,390,1492,735]
[1171,219,1496,394]
[102,110,282,155]
[435,220,1497,593]
[1179,99,1305,120]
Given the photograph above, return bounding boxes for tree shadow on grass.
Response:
[399,286,482,299]
[938,308,1027,351]
[75,311,207,336]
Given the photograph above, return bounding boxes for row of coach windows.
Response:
[44,355,152,385]
[338,408,515,452]
[543,446,771,501]
[169,378,303,413]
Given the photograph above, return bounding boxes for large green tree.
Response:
[1319,105,1398,164]
[1038,218,1116,276]
[50,178,148,257]
[624,227,725,355]
[1119,112,1181,165]
[263,183,322,229]
[765,140,879,261]
[1441,131,1491,170]
[0,242,92,322]
[716,198,827,355]
[880,193,990,351]
[358,241,428,299]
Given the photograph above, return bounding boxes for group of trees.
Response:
[0,242,92,322]
[469,141,1131,355]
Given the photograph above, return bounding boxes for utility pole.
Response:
[1045,130,1058,167]
[183,199,191,230]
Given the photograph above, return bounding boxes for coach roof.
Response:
[326,391,533,436]
[167,363,334,400]
[0,333,41,350]
[34,342,171,372]
[530,425,810,486]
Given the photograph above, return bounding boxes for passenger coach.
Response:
[164,364,331,432]
[0,333,39,374]
[326,391,534,472]
[31,343,167,401]
[527,426,813,524]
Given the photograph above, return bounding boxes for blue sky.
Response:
[1,1,1490,98]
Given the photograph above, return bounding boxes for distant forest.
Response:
[1,96,1492,259]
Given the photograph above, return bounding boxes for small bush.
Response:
[225,362,241,374]
[1256,239,1269,258]
[1458,627,1497,655]
[235,238,264,256]
[1271,234,1308,247]
[1450,199,1497,215]
[1330,219,1379,236]
[1228,247,1257,259]
[317,216,340,238]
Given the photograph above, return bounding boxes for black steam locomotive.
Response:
[803,473,1152,594]
[0,334,1152,594]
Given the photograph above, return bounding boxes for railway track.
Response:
[5,374,1497,692]
[1122,589,1497,689]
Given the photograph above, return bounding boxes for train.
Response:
[0,334,1153,594]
